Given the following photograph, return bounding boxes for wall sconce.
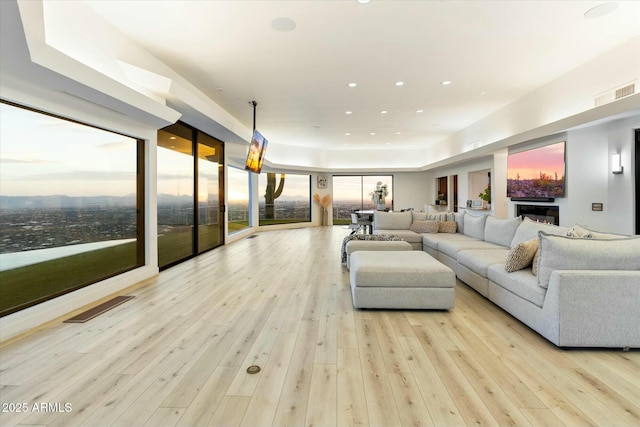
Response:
[612,153,623,174]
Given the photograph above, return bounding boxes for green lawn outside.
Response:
[0,242,138,316]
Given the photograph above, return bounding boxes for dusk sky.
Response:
[2,102,391,204]
[507,142,565,180]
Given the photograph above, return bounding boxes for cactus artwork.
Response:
[264,173,285,219]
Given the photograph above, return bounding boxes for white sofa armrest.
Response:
[541,270,640,348]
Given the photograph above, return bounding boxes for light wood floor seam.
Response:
[1,226,639,427]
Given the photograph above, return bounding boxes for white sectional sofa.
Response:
[372,210,640,348]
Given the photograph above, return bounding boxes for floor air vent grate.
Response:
[64,295,135,323]
[247,235,258,239]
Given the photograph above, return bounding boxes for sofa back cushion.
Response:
[374,210,412,230]
[484,216,522,247]
[455,211,465,235]
[463,214,487,240]
[412,211,428,222]
[511,217,569,247]
[536,232,640,289]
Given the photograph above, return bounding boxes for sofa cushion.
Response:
[455,211,465,235]
[374,210,412,230]
[422,233,475,251]
[438,221,457,233]
[438,239,505,260]
[487,264,546,307]
[457,249,509,278]
[485,216,522,247]
[374,229,423,243]
[510,217,569,247]
[412,211,428,221]
[463,214,488,240]
[409,220,439,233]
[536,232,640,289]
[505,238,539,272]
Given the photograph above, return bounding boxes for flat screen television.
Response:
[507,141,565,199]
[245,129,268,174]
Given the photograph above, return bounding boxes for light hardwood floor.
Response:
[1,226,639,427]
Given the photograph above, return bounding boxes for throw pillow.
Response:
[532,249,539,276]
[504,238,539,272]
[438,221,457,233]
[566,224,594,238]
[409,220,439,234]
[536,231,640,289]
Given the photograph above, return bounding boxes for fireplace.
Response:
[516,204,559,226]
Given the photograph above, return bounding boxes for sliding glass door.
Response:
[157,122,224,269]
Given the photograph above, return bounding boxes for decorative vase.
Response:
[322,208,328,226]
[377,202,385,211]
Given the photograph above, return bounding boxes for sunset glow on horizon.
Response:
[507,142,565,180]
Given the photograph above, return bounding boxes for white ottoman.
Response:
[345,240,413,270]
[349,251,455,309]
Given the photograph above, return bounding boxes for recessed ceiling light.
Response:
[347,82,357,87]
[441,80,452,85]
[584,2,618,19]
[386,142,392,145]
[271,17,296,32]
[480,91,487,96]
[345,111,353,115]
[380,110,388,114]
[370,132,376,135]
[358,0,371,4]
[169,136,176,140]
[416,109,424,113]
[395,132,402,135]
[395,81,404,86]
[345,132,351,136]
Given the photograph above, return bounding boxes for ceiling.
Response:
[83,1,639,162]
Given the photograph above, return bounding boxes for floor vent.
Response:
[247,235,258,239]
[64,295,135,323]
[595,82,637,107]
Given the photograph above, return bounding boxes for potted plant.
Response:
[478,187,491,209]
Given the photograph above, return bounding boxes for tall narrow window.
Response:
[228,166,251,233]
[157,125,195,268]
[197,131,224,252]
[258,173,311,225]
[0,101,144,316]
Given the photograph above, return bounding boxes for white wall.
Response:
[559,116,638,233]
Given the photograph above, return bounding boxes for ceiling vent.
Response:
[594,81,637,107]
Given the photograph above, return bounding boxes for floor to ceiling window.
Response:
[157,122,224,269]
[332,175,393,224]
[0,100,144,316]
[227,166,251,233]
[258,173,311,226]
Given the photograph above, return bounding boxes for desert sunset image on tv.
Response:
[245,129,268,173]
[507,141,565,198]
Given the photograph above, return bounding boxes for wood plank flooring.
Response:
[1,226,639,427]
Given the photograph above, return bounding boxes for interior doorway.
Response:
[635,128,639,234]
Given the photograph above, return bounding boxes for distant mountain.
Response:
[0,195,137,210]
